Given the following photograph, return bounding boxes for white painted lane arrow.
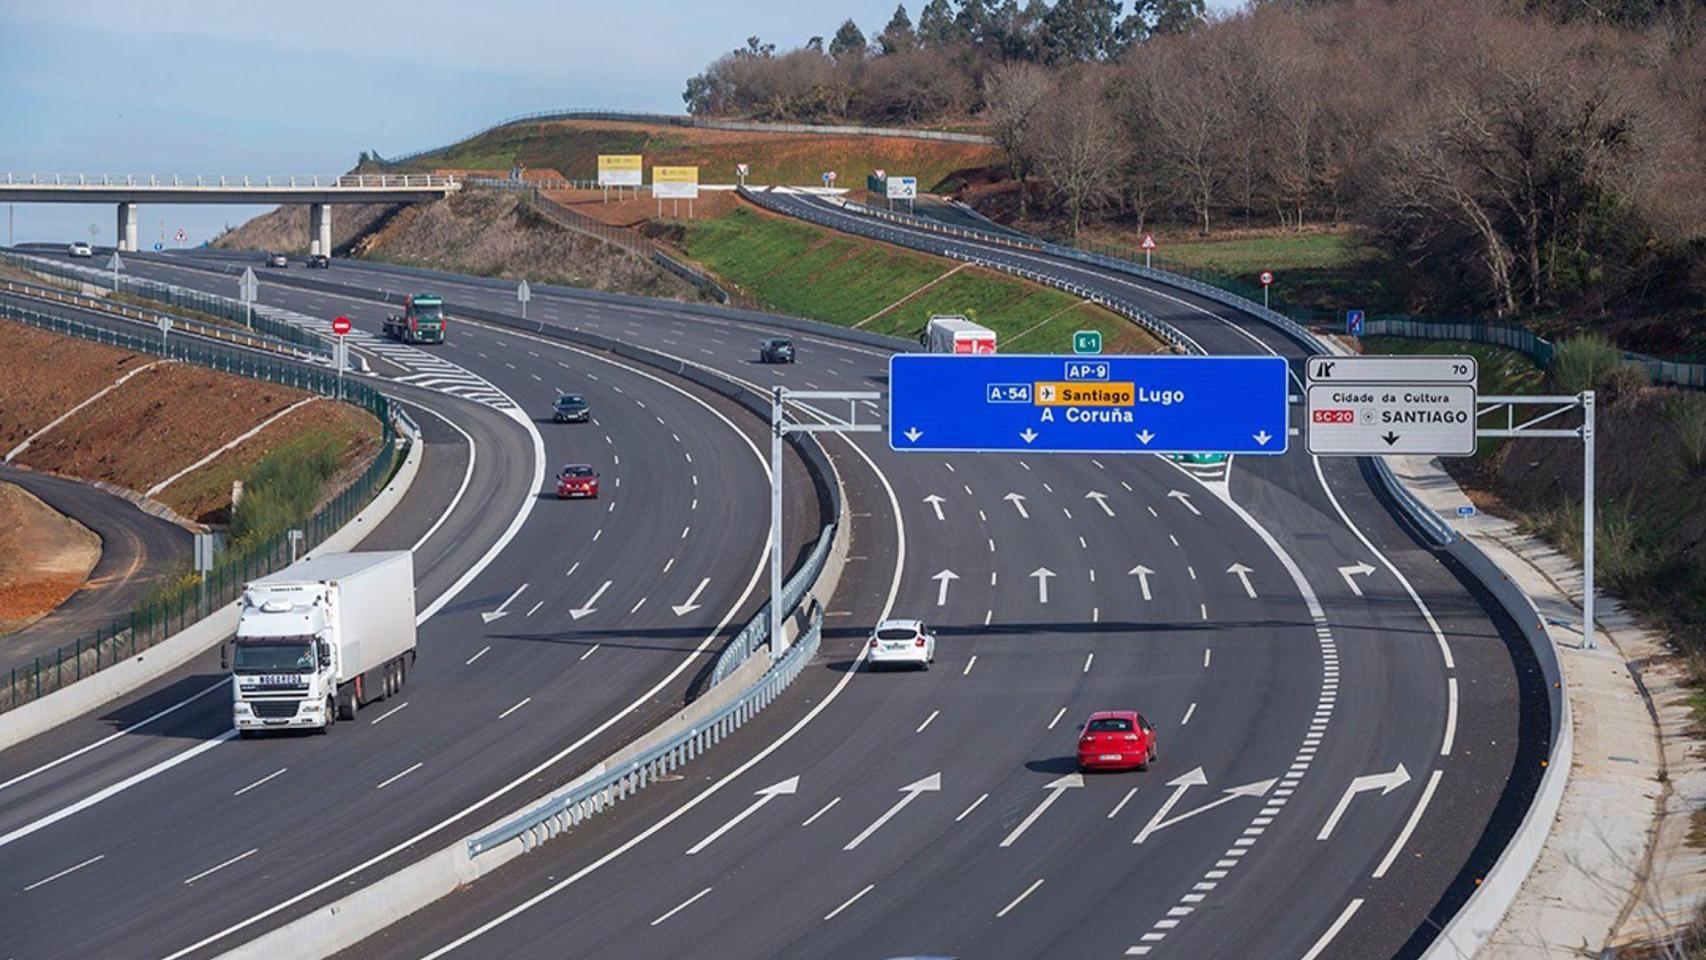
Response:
[1085,491,1115,517]
[1030,567,1056,604]
[923,494,946,521]
[1253,430,1273,446]
[687,776,799,855]
[932,569,960,606]
[481,584,529,624]
[569,580,612,620]
[1226,563,1257,599]
[1317,763,1411,841]
[672,577,711,616]
[1136,429,1155,445]
[1167,490,1201,516]
[844,773,941,850]
[1004,492,1030,519]
[1020,428,1039,444]
[1133,768,1278,844]
[1338,562,1376,597]
[1000,773,1083,847]
[903,427,922,443]
[1129,565,1155,601]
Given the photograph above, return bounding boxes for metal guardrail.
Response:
[0,173,456,189]
[710,522,835,687]
[469,602,823,857]
[0,297,400,712]
[386,109,992,166]
[943,249,1198,354]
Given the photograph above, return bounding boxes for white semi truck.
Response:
[226,551,416,735]
[922,314,997,354]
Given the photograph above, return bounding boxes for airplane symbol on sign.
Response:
[1038,385,1056,401]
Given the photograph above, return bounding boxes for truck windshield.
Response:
[233,641,315,674]
[414,304,443,324]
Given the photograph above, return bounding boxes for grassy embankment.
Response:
[681,205,1166,354]
[1365,334,1706,682]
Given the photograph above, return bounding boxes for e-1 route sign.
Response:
[889,354,1289,455]
[1305,355,1478,456]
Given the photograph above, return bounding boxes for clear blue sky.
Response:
[0,0,1242,248]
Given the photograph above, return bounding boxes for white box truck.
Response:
[226,551,416,735]
[922,314,997,354]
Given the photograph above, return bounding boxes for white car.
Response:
[867,618,935,670]
[67,241,92,258]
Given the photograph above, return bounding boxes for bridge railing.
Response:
[0,173,458,189]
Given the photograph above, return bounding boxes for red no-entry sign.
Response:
[1259,271,1274,286]
[332,316,352,336]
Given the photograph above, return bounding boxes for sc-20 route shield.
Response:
[888,354,1290,455]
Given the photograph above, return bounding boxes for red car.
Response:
[556,464,599,499]
[1076,711,1157,772]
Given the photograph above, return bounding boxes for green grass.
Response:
[1155,232,1369,274]
[682,207,1164,353]
[1362,337,1544,460]
[228,430,344,547]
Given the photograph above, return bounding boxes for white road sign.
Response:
[1306,355,1479,456]
[886,176,918,200]
[516,279,531,303]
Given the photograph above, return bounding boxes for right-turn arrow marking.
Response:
[1317,763,1411,841]
[1338,562,1376,597]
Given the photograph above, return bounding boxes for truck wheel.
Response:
[324,695,337,731]
[337,688,358,721]
[396,658,406,691]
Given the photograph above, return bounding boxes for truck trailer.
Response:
[227,551,417,735]
[922,314,997,354]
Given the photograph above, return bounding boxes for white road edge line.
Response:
[1373,769,1443,878]
[1299,898,1364,960]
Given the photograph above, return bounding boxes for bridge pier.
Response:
[309,202,331,256]
[116,201,137,252]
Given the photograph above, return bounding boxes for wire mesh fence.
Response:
[0,300,401,712]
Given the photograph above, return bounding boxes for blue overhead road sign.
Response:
[889,354,1290,454]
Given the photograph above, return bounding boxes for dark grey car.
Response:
[552,393,590,423]
[760,337,796,363]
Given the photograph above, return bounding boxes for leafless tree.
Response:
[982,61,1054,214]
[1029,73,1127,237]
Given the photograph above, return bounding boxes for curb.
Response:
[0,421,421,753]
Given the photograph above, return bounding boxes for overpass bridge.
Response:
[0,173,459,253]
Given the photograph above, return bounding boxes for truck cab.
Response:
[382,294,447,344]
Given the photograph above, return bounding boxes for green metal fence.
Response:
[0,300,401,712]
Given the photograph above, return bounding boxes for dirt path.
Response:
[0,480,100,635]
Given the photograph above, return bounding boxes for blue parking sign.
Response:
[1347,310,1366,337]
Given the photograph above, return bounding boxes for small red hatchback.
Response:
[556,464,599,499]
[1076,711,1157,772]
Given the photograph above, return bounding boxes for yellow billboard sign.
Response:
[1033,382,1136,406]
[652,165,700,199]
[597,154,643,187]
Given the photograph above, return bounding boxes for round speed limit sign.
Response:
[1259,271,1274,286]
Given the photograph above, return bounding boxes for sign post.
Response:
[517,279,531,321]
[822,171,837,191]
[736,163,749,187]
[107,251,124,288]
[175,227,187,245]
[238,267,258,330]
[156,315,173,351]
[1259,270,1274,310]
[287,528,305,565]
[652,166,700,219]
[1141,233,1157,269]
[597,154,643,202]
[885,175,917,214]
[1305,356,1478,456]
[332,315,352,399]
[888,355,1289,455]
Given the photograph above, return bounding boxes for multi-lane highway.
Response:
[0,218,1544,960]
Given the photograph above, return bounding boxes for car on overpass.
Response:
[1076,711,1158,773]
[264,251,288,268]
[551,393,590,423]
[867,619,935,670]
[759,337,796,363]
[556,464,599,499]
[306,253,330,269]
[67,241,92,258]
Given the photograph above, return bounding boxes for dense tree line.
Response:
[684,0,1704,320]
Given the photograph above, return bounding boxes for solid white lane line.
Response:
[0,731,235,849]
[1108,788,1138,820]
[1084,653,1094,674]
[370,702,410,725]
[1374,770,1443,878]
[1181,703,1197,725]
[233,768,287,797]
[184,848,258,885]
[963,655,978,676]
[916,710,940,734]
[824,883,876,921]
[802,797,841,827]
[580,644,600,661]
[1047,707,1067,730]
[0,679,227,795]
[24,854,105,891]
[651,887,713,926]
[498,698,531,720]
[996,878,1045,918]
[955,793,989,822]
[376,762,423,790]
[1300,898,1365,960]
[465,646,490,666]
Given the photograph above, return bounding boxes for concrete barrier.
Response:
[0,420,421,753]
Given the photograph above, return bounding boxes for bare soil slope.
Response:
[0,481,100,634]
[213,201,398,255]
